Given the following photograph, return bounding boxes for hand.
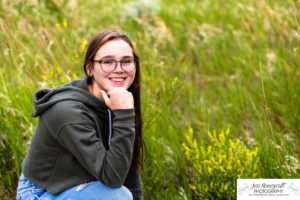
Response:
[100,88,134,110]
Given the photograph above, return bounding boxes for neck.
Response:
[88,82,103,102]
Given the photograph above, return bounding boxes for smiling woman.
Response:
[16,30,144,200]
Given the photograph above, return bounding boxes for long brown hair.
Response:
[83,30,144,171]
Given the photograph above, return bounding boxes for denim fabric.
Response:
[16,174,133,200]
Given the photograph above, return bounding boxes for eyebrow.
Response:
[99,55,133,60]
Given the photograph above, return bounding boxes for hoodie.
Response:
[22,78,143,199]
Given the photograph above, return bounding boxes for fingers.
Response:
[100,88,134,109]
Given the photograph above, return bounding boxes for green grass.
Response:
[0,0,299,199]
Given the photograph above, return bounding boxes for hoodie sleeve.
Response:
[45,101,135,187]
[124,169,144,200]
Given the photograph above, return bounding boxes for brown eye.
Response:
[101,59,115,65]
[121,59,134,66]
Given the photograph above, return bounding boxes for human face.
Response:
[88,39,136,92]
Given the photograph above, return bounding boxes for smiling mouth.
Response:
[109,77,126,82]
[109,77,126,86]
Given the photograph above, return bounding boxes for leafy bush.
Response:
[183,127,260,199]
[1,0,299,199]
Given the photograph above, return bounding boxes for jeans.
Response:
[16,174,133,200]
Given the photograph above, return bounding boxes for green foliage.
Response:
[183,127,260,199]
[0,0,299,199]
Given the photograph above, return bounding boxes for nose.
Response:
[113,61,124,73]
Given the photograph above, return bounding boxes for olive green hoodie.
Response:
[22,78,143,199]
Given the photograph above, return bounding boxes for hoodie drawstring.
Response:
[107,109,112,145]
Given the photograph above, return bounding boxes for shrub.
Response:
[183,127,260,199]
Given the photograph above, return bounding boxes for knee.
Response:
[85,181,133,200]
[113,186,133,200]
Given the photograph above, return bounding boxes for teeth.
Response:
[111,78,125,82]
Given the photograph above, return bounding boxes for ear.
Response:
[85,62,93,77]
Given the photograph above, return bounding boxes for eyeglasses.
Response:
[92,57,136,73]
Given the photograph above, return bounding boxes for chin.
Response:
[107,85,127,91]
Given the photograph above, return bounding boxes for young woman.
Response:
[16,30,144,200]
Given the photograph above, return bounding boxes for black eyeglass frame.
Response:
[91,58,137,73]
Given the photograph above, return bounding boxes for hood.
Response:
[32,78,107,117]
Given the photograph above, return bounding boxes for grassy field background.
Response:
[0,0,299,199]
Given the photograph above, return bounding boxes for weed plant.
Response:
[0,0,299,199]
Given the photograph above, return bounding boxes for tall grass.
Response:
[0,0,299,199]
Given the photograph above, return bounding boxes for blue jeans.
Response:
[16,174,133,200]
